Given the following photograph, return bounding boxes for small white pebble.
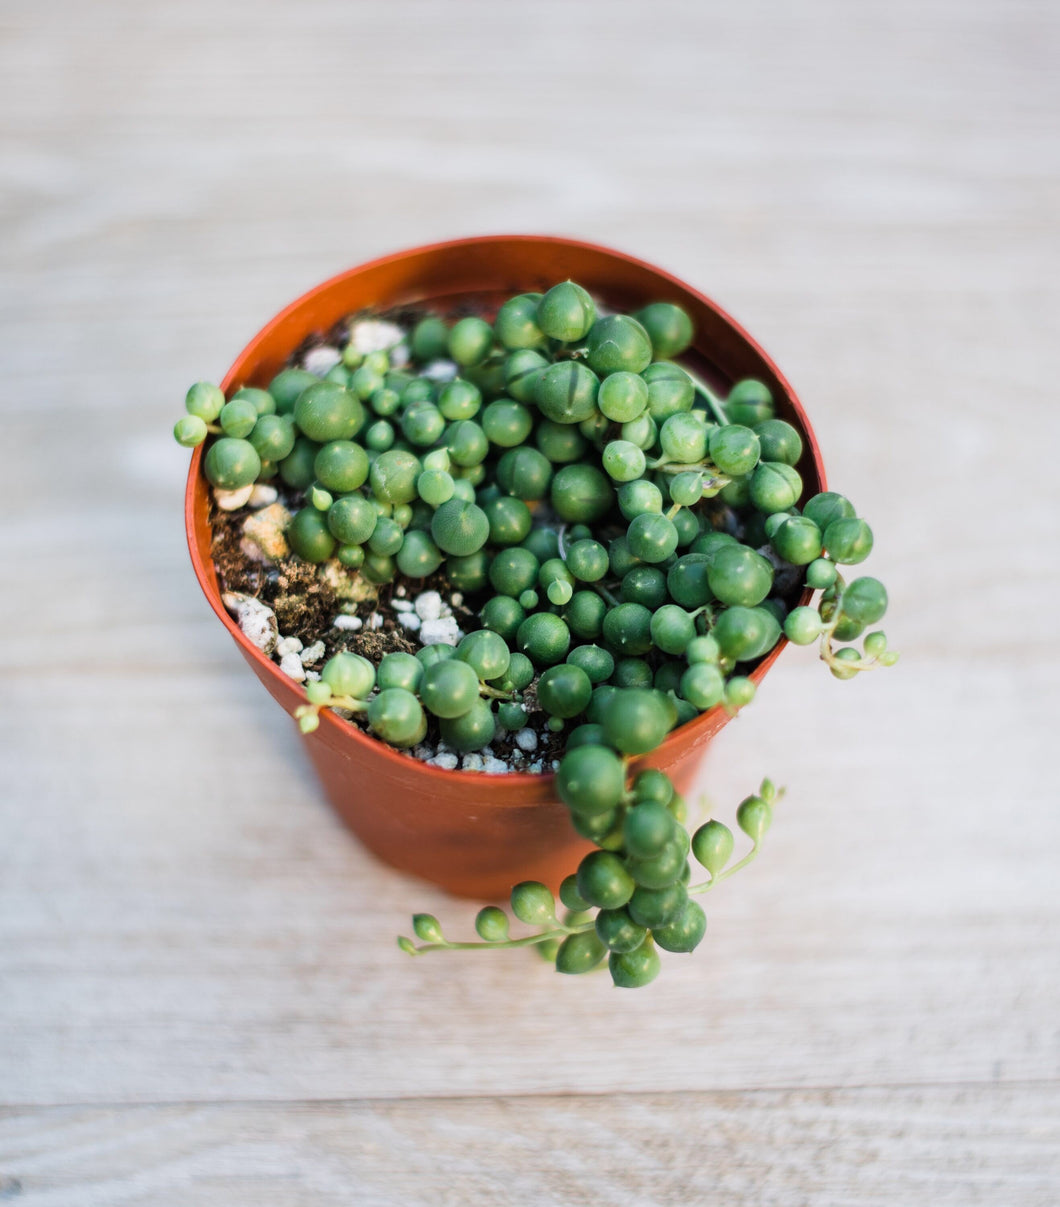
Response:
[482,757,510,775]
[332,615,362,631]
[436,741,453,754]
[302,346,343,376]
[414,591,443,622]
[222,593,278,656]
[450,593,464,607]
[280,652,306,682]
[349,319,406,356]
[277,636,303,657]
[426,753,459,771]
[462,753,485,772]
[389,343,411,369]
[421,358,459,382]
[398,613,421,631]
[392,599,414,612]
[238,537,271,565]
[419,616,462,645]
[248,484,279,508]
[304,670,321,681]
[396,585,407,597]
[529,761,543,774]
[300,640,326,665]
[213,484,254,511]
[369,613,384,630]
[515,728,538,753]
[242,502,291,562]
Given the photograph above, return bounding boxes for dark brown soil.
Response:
[210,495,565,769]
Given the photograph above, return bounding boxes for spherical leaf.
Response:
[595,907,648,954]
[536,281,596,342]
[556,745,626,816]
[653,900,707,953]
[555,930,608,975]
[608,938,661,988]
[576,850,636,910]
[174,415,208,447]
[636,302,694,359]
[412,913,443,943]
[736,795,773,844]
[475,906,510,942]
[691,820,734,875]
[559,874,590,912]
[510,881,556,925]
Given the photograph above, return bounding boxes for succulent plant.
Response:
[175,281,896,988]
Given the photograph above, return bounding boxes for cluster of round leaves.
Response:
[179,279,896,988]
[293,634,532,755]
[401,773,781,988]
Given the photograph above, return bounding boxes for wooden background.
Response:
[1,1,1058,1203]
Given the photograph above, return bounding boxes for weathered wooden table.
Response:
[2,2,1057,1202]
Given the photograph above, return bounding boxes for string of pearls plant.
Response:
[175,280,896,988]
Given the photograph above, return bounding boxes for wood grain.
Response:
[2,1085,1059,1206]
[1,0,1057,1202]
[1,661,1057,1106]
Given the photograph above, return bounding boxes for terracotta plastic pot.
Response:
[186,235,826,899]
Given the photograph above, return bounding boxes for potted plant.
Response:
[175,235,895,988]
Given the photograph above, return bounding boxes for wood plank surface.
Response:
[2,1085,1058,1207]
[1,0,1057,1202]
[1,660,1057,1106]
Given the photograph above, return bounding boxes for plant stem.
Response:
[815,574,887,673]
[405,920,594,955]
[479,683,517,701]
[684,367,730,426]
[688,844,761,896]
[593,582,621,608]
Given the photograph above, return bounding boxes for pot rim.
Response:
[185,233,827,789]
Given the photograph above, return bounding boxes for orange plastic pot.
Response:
[186,235,826,899]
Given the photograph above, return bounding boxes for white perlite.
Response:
[277,636,303,657]
[420,616,461,645]
[213,484,254,511]
[414,591,443,622]
[242,502,291,563]
[300,640,326,665]
[402,587,465,645]
[248,484,279,508]
[280,652,306,682]
[425,753,459,771]
[515,729,538,752]
[402,727,552,774]
[223,593,278,656]
[391,599,414,612]
[302,346,343,376]
[421,358,459,382]
[239,537,270,565]
[348,319,405,356]
[333,615,362,631]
